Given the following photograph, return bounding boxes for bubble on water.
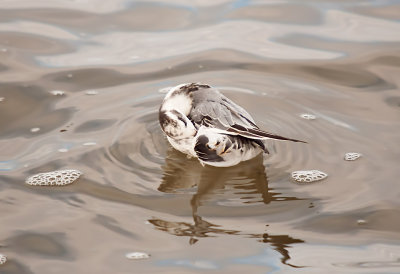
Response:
[83,142,97,146]
[58,148,68,153]
[291,170,327,183]
[0,254,7,265]
[0,97,4,102]
[25,169,82,186]
[125,252,150,260]
[30,127,40,133]
[344,152,362,161]
[198,64,204,69]
[357,219,367,225]
[50,90,65,96]
[67,73,73,78]
[85,90,98,95]
[300,113,316,120]
[0,48,7,53]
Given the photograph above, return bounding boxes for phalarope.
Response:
[159,83,305,167]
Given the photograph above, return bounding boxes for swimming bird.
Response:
[159,83,305,167]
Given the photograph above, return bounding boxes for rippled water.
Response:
[1,1,400,273]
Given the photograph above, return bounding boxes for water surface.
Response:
[1,1,400,273]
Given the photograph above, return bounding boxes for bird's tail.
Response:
[227,124,307,144]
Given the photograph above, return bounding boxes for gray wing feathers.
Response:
[190,88,306,143]
[191,88,255,128]
[193,102,233,127]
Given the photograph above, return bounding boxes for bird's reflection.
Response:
[149,148,304,267]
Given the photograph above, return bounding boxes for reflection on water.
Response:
[1,0,400,273]
[152,150,304,266]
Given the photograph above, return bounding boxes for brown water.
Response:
[1,1,400,273]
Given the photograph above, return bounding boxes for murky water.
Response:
[1,1,400,273]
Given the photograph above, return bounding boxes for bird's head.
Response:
[161,83,211,115]
[159,109,196,140]
[165,83,211,98]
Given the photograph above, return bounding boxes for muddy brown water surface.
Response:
[1,1,400,273]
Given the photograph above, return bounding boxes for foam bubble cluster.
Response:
[291,170,327,183]
[0,254,6,265]
[300,113,316,120]
[344,152,362,161]
[25,170,82,186]
[125,252,150,260]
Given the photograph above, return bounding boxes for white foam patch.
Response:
[125,252,150,260]
[0,254,6,265]
[300,113,316,120]
[344,152,362,161]
[25,169,82,186]
[291,170,328,183]
[50,90,65,96]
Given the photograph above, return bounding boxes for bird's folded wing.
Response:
[190,99,305,143]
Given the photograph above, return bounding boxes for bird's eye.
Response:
[215,141,220,145]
